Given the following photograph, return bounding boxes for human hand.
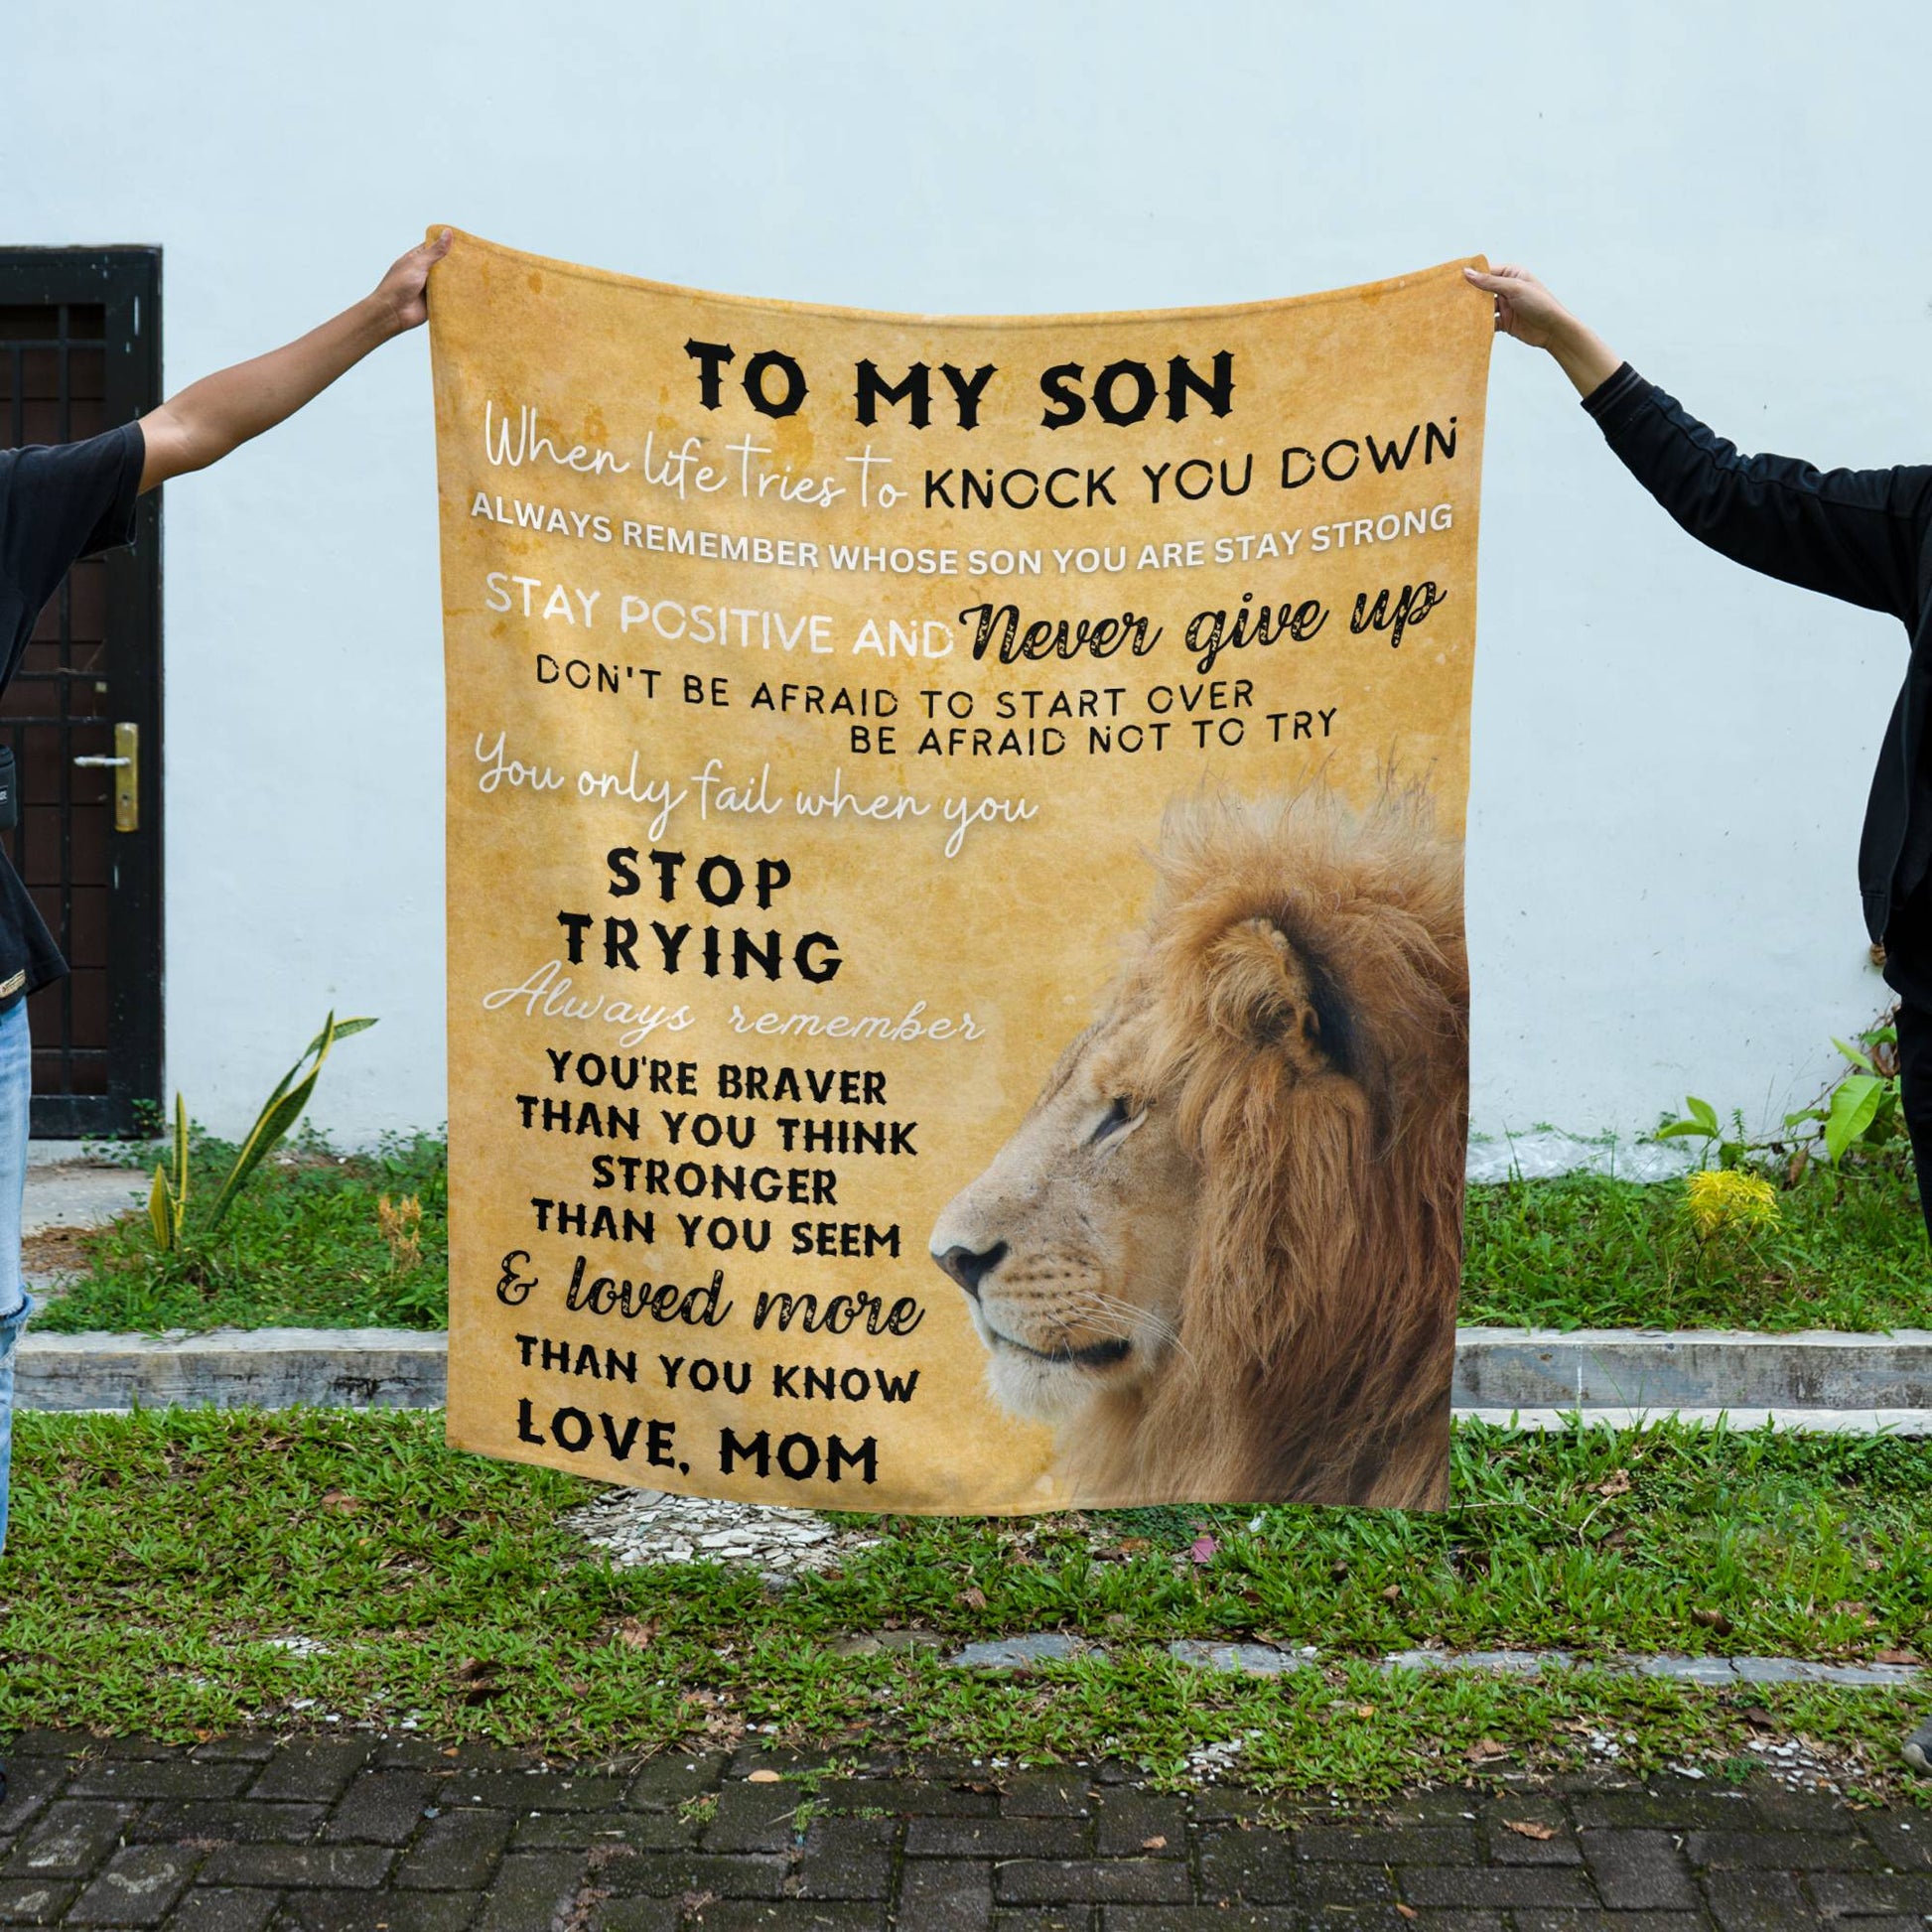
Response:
[373,229,454,334]
[1462,264,1579,348]
[1464,263,1620,396]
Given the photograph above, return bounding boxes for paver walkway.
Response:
[2,1728,1929,1929]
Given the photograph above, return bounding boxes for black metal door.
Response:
[0,249,162,1137]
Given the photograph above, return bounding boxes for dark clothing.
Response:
[1892,996,1932,1242]
[1886,886,1932,1241]
[1882,880,1932,1011]
[0,424,146,1009]
[1583,366,1932,1239]
[1583,365,1932,944]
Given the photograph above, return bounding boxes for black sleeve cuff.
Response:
[79,421,145,557]
[1580,362,1651,436]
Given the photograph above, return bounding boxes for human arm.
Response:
[136,230,452,492]
[1466,262,1932,621]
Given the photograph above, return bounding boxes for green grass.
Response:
[33,1133,1931,1334]
[2,1412,1927,1795]
[31,1131,448,1333]
[1462,1166,1931,1332]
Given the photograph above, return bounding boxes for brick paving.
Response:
[2,1729,1929,1928]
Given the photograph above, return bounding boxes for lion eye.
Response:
[1088,1097,1141,1146]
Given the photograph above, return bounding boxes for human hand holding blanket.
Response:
[1464,264,1620,397]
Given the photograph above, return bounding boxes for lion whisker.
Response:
[1083,1293,1184,1345]
[1058,1291,1194,1367]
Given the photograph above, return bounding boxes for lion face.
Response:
[929,788,1468,1506]
[928,995,1199,1425]
[931,904,1356,1436]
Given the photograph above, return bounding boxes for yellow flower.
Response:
[377,1193,424,1271]
[1682,1168,1779,1238]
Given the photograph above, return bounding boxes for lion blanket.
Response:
[433,233,1490,1512]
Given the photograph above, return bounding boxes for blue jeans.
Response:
[0,1001,32,1559]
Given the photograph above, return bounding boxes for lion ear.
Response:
[1206,917,1350,1074]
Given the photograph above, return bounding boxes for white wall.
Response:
[8,0,1927,1149]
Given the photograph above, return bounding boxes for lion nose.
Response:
[935,1240,1008,1299]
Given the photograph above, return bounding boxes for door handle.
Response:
[73,723,138,831]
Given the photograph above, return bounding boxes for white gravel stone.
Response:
[563,1485,878,1576]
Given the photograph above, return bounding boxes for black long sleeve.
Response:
[1583,363,1932,624]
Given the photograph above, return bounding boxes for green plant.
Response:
[1655,1011,1910,1177]
[81,1097,167,1170]
[1786,1027,1905,1170]
[39,1129,448,1333]
[147,1013,376,1254]
[1653,1093,1749,1171]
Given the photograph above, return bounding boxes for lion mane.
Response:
[930,783,1468,1508]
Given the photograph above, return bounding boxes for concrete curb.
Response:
[1450,1326,1932,1413]
[14,1324,1932,1427]
[15,1327,447,1412]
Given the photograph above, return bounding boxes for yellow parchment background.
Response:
[430,230,1492,1512]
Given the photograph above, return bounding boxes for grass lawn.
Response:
[2,1413,1927,1797]
[32,1132,449,1333]
[30,1135,1932,1334]
[1461,1165,1932,1331]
